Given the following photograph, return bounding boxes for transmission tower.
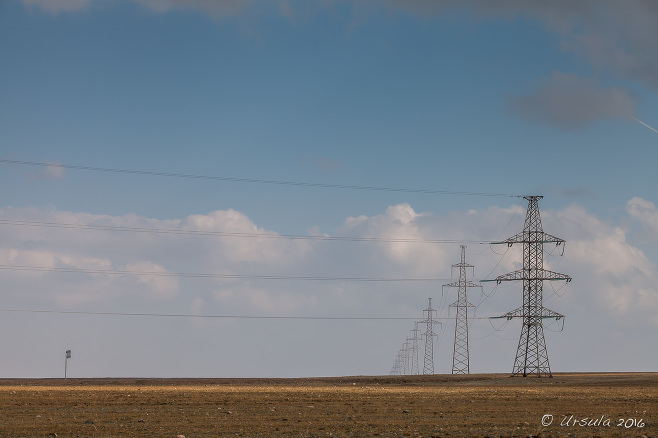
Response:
[422,298,441,374]
[483,196,571,377]
[409,322,421,375]
[390,351,402,375]
[444,245,480,374]
[401,340,411,375]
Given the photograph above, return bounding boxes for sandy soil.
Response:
[0,373,656,437]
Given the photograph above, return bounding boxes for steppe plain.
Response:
[0,373,655,437]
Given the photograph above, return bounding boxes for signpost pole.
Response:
[65,350,71,379]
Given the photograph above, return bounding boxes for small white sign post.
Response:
[65,350,71,379]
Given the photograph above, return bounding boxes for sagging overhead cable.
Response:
[0,264,453,282]
[0,219,495,245]
[0,159,520,198]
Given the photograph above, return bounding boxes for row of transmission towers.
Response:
[390,298,440,375]
[391,246,480,376]
[391,196,571,377]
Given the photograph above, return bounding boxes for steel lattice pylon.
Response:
[444,245,479,374]
[422,298,441,374]
[484,196,571,377]
[401,340,411,375]
[409,322,421,375]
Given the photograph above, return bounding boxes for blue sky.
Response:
[0,0,657,377]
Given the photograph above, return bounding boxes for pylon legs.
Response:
[511,320,552,377]
[451,305,469,374]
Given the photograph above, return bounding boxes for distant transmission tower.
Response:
[422,298,441,374]
[391,323,422,375]
[444,245,479,374]
[390,351,402,375]
[401,340,411,375]
[409,322,421,375]
[484,196,571,377]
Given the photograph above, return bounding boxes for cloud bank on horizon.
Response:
[1,198,656,376]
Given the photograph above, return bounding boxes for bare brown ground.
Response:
[0,373,656,438]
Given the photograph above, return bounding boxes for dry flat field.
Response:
[0,373,656,438]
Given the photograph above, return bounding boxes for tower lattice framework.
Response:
[484,196,571,377]
[422,298,441,374]
[390,351,402,375]
[409,322,421,375]
[391,322,423,375]
[444,245,479,374]
[401,340,411,375]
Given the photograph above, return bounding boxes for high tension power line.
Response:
[0,264,454,282]
[0,219,496,245]
[1,159,519,198]
[0,308,492,321]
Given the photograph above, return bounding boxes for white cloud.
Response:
[547,204,657,320]
[25,162,68,181]
[338,204,449,275]
[1,200,657,376]
[213,285,320,315]
[180,208,313,268]
[124,261,179,299]
[44,162,67,180]
[0,206,313,309]
[627,196,658,240]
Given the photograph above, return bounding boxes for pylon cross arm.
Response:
[494,306,565,320]
[449,300,476,307]
[481,269,572,284]
[444,281,482,288]
[491,231,566,247]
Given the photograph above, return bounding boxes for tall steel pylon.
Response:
[484,196,571,377]
[444,245,479,374]
[422,298,441,374]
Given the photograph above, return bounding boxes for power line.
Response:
[0,219,494,245]
[0,264,453,282]
[0,308,492,320]
[1,159,520,198]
